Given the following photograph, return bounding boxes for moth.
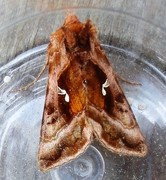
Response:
[38,14,147,171]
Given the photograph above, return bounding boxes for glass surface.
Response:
[0,7,166,180]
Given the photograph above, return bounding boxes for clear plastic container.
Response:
[0,1,166,180]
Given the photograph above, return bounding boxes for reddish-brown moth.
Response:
[38,14,147,171]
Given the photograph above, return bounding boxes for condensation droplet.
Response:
[138,103,147,111]
[3,76,11,83]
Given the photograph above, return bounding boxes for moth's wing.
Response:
[38,19,93,171]
[88,105,147,156]
[38,114,93,171]
[38,55,93,171]
[85,64,148,156]
[87,25,147,156]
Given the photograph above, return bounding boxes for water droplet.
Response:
[3,76,11,83]
[138,103,147,111]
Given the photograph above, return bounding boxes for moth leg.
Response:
[11,58,48,92]
[116,73,142,86]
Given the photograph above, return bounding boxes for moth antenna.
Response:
[10,58,48,92]
[116,74,142,86]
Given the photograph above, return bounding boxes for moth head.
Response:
[64,14,79,26]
